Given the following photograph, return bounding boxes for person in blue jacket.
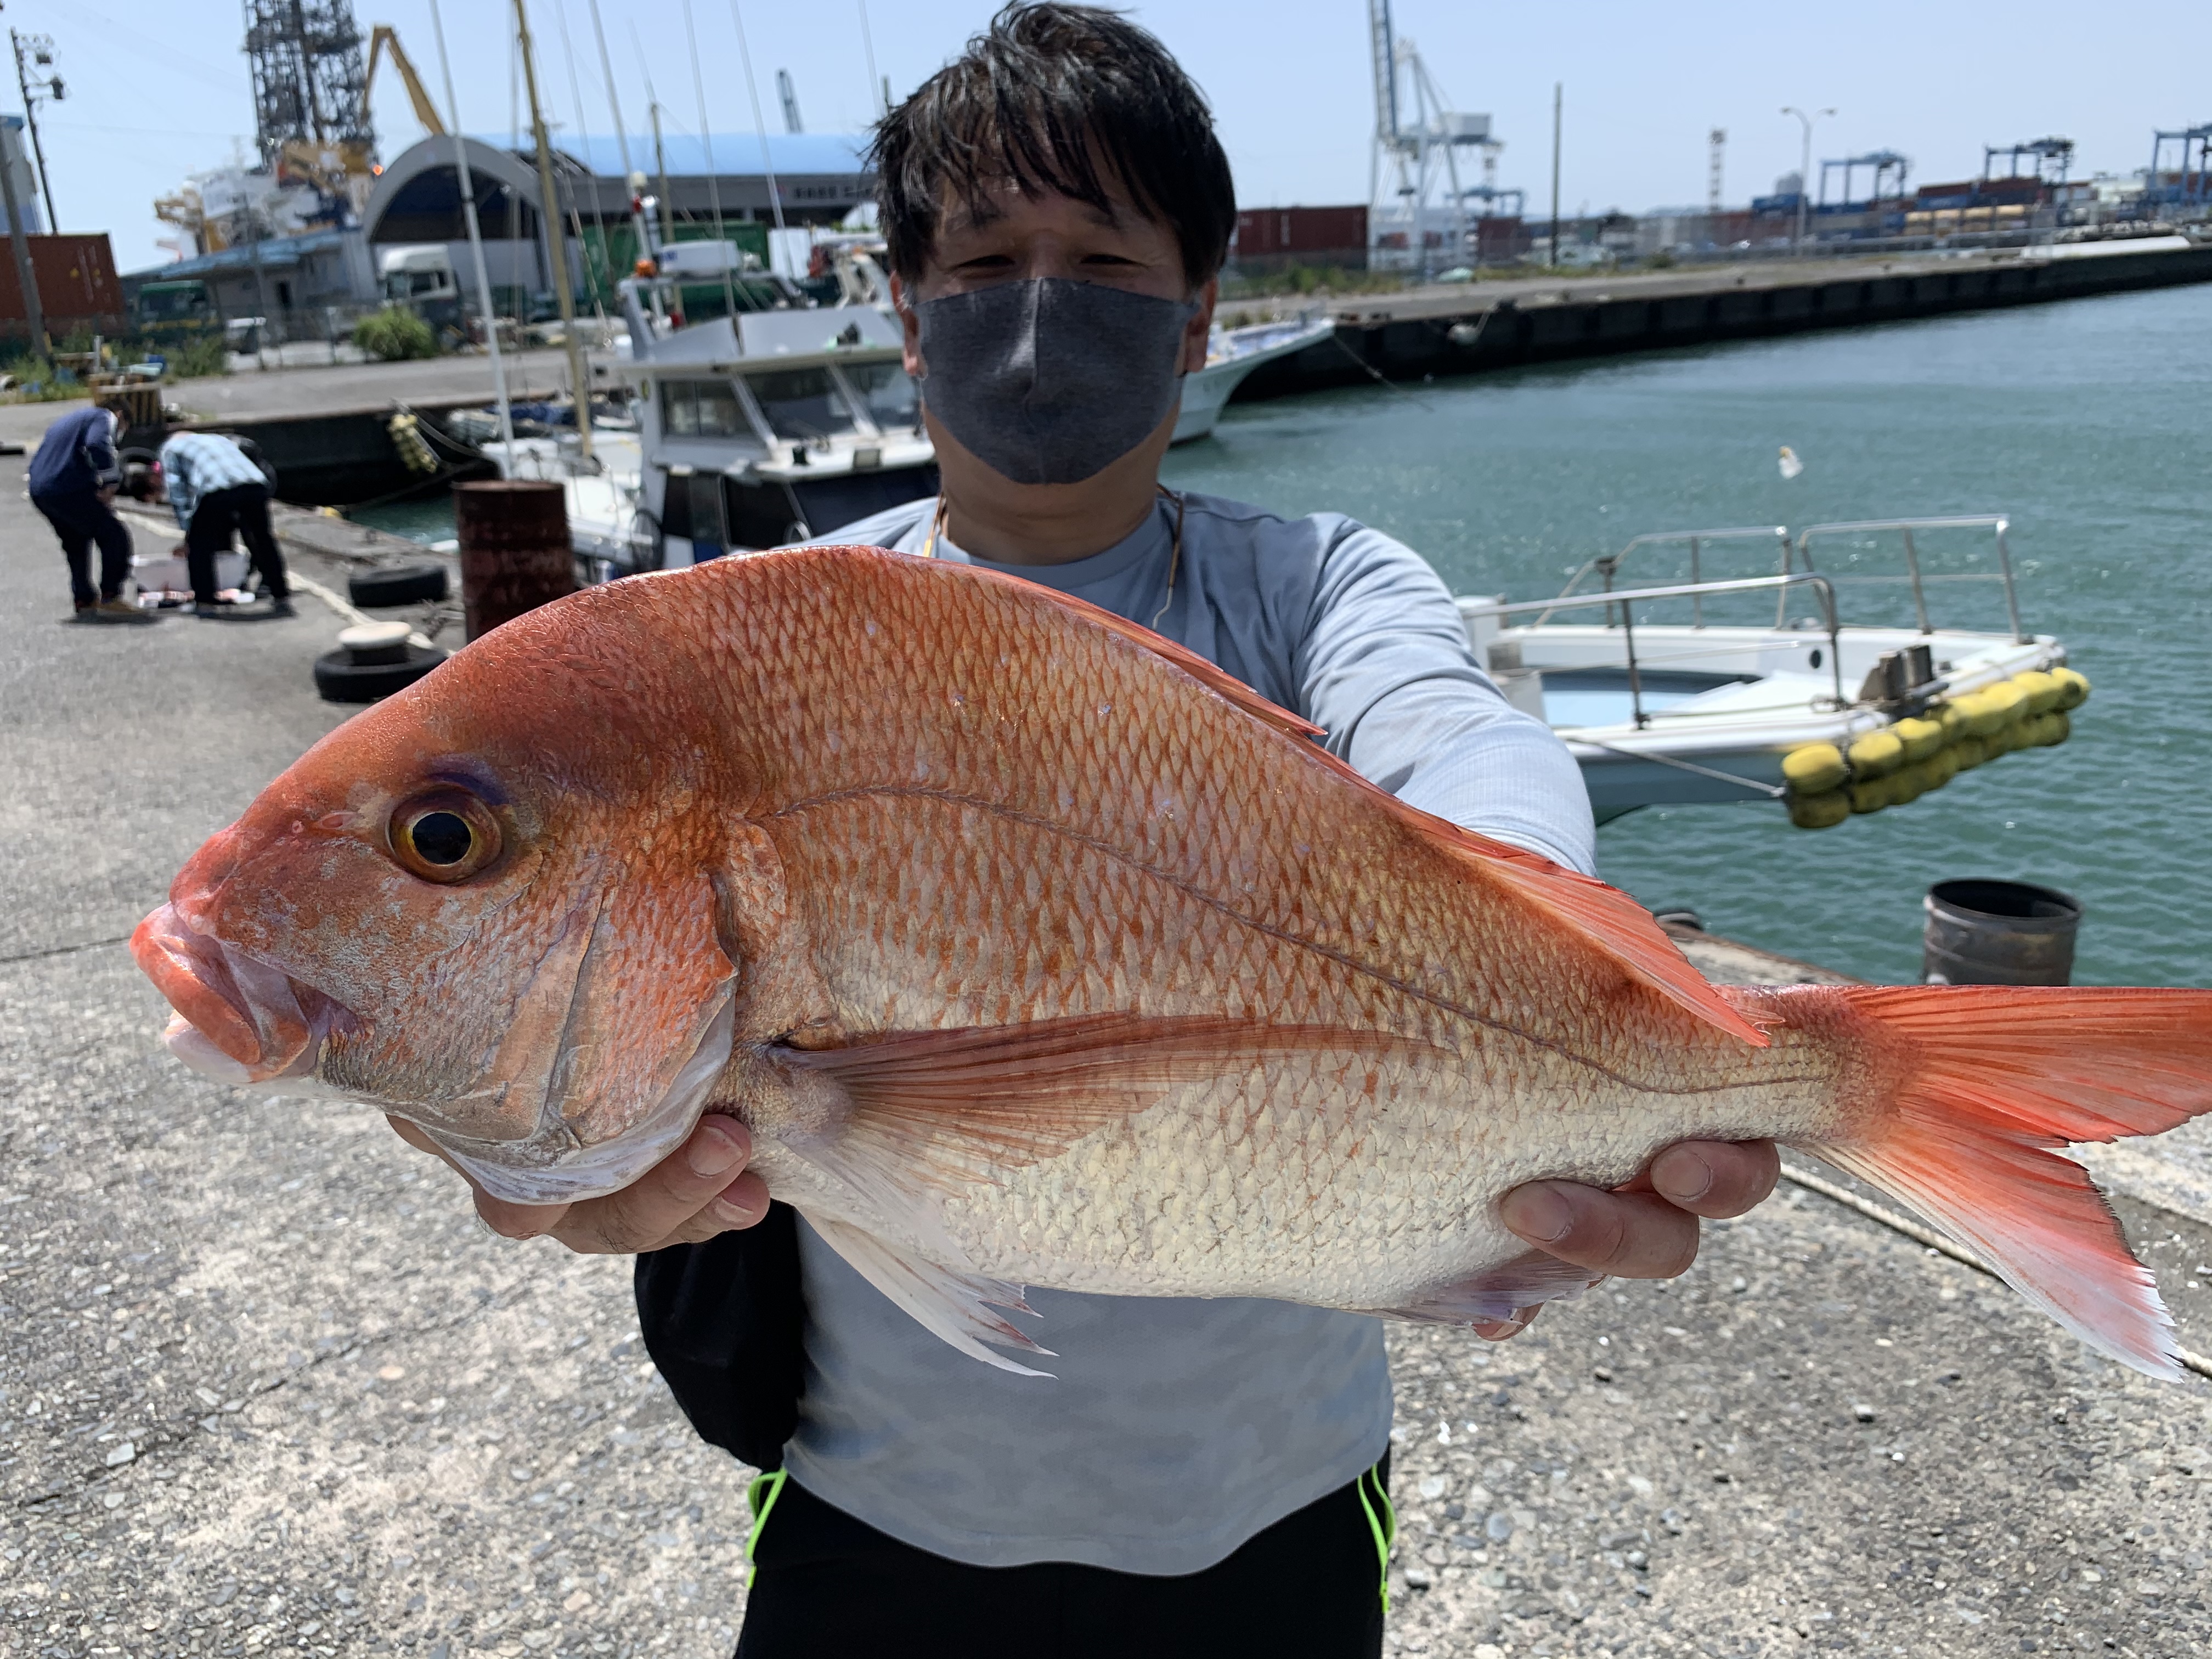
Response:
[28,406,155,624]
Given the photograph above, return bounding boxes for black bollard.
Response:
[455,480,575,642]
[1922,879,2082,986]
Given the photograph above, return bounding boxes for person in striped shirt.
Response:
[154,431,295,619]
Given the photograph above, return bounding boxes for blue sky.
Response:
[36,0,2212,272]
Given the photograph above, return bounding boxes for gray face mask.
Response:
[914,278,1198,486]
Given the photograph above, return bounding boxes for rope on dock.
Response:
[1779,1160,2212,1383]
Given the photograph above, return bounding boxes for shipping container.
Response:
[1232,205,1368,258]
[0,234,126,342]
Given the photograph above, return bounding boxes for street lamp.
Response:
[1781,105,1835,257]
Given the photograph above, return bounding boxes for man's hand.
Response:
[1473,1139,1781,1341]
[386,1115,770,1254]
[97,484,119,504]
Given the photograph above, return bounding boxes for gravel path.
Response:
[2,456,2207,1658]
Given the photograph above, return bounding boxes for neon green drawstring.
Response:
[1354,1460,1397,1615]
[743,1468,790,1588]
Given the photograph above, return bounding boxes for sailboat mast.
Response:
[513,0,595,462]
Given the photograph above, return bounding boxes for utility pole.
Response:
[1782,106,1834,257]
[514,0,594,462]
[10,31,58,233]
[1548,82,1562,268]
[1708,128,1725,220]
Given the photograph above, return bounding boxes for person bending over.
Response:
[28,405,155,624]
[391,8,1778,1654]
[156,429,295,619]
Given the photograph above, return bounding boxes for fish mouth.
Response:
[131,901,352,1086]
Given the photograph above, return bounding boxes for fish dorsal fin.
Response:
[1412,817,1772,1047]
[900,552,1762,1048]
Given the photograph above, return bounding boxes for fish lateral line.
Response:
[763,783,1769,1093]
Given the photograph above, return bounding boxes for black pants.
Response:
[734,1457,1392,1659]
[185,482,289,604]
[34,491,133,608]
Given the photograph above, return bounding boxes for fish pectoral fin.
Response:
[806,1215,1056,1378]
[1365,1249,1606,1326]
[781,1011,1420,1181]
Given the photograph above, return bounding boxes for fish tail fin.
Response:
[1798,985,2212,1380]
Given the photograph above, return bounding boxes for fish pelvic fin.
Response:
[805,1215,1056,1378]
[1797,984,2212,1381]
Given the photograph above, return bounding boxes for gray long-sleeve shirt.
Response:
[777,489,1595,1573]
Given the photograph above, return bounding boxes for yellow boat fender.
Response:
[1892,716,1945,764]
[1788,790,1851,830]
[1950,735,1988,771]
[1848,775,1893,814]
[2011,670,2063,716]
[1935,701,1969,744]
[1846,729,1905,778]
[1967,680,2028,736]
[2030,710,2072,748]
[2050,666,2090,710]
[1781,743,1849,796]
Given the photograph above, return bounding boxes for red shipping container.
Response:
[0,234,127,339]
[1234,205,1368,257]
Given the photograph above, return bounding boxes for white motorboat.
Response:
[1457,517,2084,828]
[1172,312,1338,443]
[487,261,937,575]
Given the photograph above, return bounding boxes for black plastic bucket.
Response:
[1922,879,2082,986]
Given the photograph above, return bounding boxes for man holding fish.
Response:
[134,5,2212,1656]
[411,7,1777,1650]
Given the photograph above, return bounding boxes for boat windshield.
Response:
[743,367,859,441]
[839,361,921,433]
[661,378,748,439]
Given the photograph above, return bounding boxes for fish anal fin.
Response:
[806,1214,1055,1377]
[1369,1249,1607,1325]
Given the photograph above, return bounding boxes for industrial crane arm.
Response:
[364,24,447,138]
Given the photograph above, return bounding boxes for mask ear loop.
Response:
[1148,486,1185,634]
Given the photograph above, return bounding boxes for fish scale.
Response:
[131,545,2212,1378]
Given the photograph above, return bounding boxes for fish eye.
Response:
[388,790,503,883]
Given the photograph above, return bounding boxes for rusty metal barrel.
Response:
[1922,878,2082,986]
[454,479,575,641]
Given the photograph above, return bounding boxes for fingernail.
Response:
[1654,1148,1714,1204]
[710,1194,758,1227]
[1499,1184,1572,1243]
[686,1121,742,1178]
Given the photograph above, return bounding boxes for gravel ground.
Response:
[3,450,2208,1658]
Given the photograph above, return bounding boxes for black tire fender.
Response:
[348,561,449,608]
[312,642,448,703]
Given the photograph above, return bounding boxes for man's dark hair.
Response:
[870,3,1235,289]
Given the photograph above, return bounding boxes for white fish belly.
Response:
[923,1046,1844,1308]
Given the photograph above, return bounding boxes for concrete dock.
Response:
[3,448,2210,1658]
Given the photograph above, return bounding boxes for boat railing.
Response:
[1486,572,1844,729]
[1789,516,2024,644]
[1539,526,1790,629]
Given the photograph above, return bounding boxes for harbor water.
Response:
[1165,281,2211,989]
[359,283,2211,988]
